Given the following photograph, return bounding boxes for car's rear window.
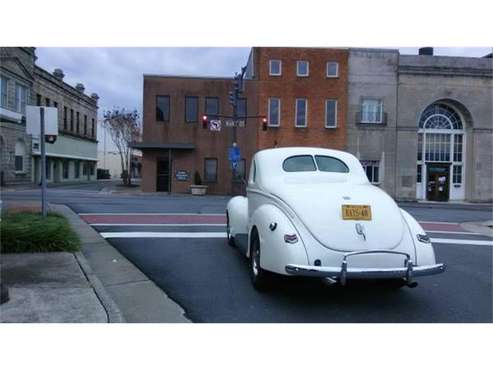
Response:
[314,155,349,173]
[282,155,317,172]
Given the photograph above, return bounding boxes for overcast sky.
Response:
[34,47,491,147]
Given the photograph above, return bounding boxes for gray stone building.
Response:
[0,47,36,185]
[1,47,99,186]
[347,48,492,202]
[33,66,99,184]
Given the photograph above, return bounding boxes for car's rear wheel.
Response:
[226,213,235,247]
[249,229,270,290]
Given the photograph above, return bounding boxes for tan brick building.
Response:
[137,47,349,194]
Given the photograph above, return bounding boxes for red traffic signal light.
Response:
[202,115,208,129]
[45,135,57,144]
[262,117,267,131]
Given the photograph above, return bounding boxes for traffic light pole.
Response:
[40,107,48,217]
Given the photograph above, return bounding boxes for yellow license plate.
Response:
[342,205,372,220]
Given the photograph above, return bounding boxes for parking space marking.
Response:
[430,238,493,246]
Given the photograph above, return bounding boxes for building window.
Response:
[46,158,51,180]
[185,96,198,123]
[63,106,68,130]
[417,133,423,161]
[70,109,74,131]
[425,133,451,162]
[268,98,280,127]
[237,98,247,118]
[417,164,422,183]
[91,118,95,138]
[0,76,8,108]
[204,158,218,183]
[15,139,25,172]
[325,99,338,128]
[45,97,50,107]
[453,165,462,184]
[269,60,282,76]
[63,160,69,179]
[84,115,88,135]
[74,160,80,178]
[361,99,383,123]
[89,162,95,176]
[361,160,380,184]
[326,62,339,77]
[233,159,246,182]
[296,61,309,76]
[76,112,80,133]
[453,134,463,162]
[156,95,170,122]
[15,83,28,113]
[205,97,219,118]
[295,98,307,127]
[53,101,58,109]
[36,94,42,106]
[82,161,88,176]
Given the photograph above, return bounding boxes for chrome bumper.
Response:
[285,249,446,286]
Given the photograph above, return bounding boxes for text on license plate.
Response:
[341,205,372,220]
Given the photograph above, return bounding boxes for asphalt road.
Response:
[3,185,492,322]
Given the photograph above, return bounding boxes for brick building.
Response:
[138,47,349,194]
[0,47,99,186]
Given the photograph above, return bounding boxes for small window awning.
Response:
[131,143,195,150]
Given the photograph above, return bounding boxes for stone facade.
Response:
[0,47,36,185]
[347,48,493,202]
[0,47,99,186]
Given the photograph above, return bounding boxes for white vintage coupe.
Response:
[226,147,445,290]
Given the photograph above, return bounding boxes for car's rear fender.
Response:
[226,196,248,238]
[400,209,437,266]
[249,204,310,275]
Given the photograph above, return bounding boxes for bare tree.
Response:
[102,108,140,186]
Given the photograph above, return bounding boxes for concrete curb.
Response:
[52,203,191,323]
[73,252,125,323]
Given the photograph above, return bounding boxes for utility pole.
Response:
[40,107,48,217]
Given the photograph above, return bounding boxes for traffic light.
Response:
[228,91,236,105]
[45,135,57,144]
[262,117,268,131]
[202,115,208,129]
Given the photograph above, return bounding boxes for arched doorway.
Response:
[416,103,465,201]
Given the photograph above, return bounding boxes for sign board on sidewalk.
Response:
[26,106,59,136]
[209,119,221,131]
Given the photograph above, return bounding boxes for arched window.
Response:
[15,139,26,172]
[419,104,463,130]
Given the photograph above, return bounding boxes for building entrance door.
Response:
[426,163,450,201]
[156,158,170,192]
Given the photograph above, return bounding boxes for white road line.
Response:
[91,223,226,227]
[431,238,493,246]
[100,232,227,239]
[419,221,459,225]
[78,212,224,216]
[99,232,492,246]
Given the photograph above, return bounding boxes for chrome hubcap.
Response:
[252,242,259,276]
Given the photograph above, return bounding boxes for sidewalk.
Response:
[0,252,113,323]
[398,200,493,210]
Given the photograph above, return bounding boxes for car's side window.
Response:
[314,155,349,173]
[283,155,317,172]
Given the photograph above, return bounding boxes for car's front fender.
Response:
[226,196,248,237]
[249,204,309,275]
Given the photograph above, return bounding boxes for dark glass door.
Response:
[426,164,450,201]
[156,159,170,192]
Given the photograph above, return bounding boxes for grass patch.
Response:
[1,211,80,253]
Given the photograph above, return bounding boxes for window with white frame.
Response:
[15,83,28,114]
[361,98,383,123]
[417,164,422,183]
[326,62,339,77]
[295,98,307,127]
[15,139,25,172]
[453,165,462,184]
[325,99,337,128]
[361,160,380,184]
[269,60,282,76]
[1,75,8,108]
[268,98,280,126]
[296,61,309,76]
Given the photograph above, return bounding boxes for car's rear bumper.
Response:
[285,249,445,285]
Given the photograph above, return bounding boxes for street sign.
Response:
[228,145,241,170]
[175,170,190,181]
[225,119,245,127]
[26,106,58,136]
[209,119,221,131]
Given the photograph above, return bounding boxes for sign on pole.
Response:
[26,106,58,136]
[209,119,221,131]
[228,144,241,170]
